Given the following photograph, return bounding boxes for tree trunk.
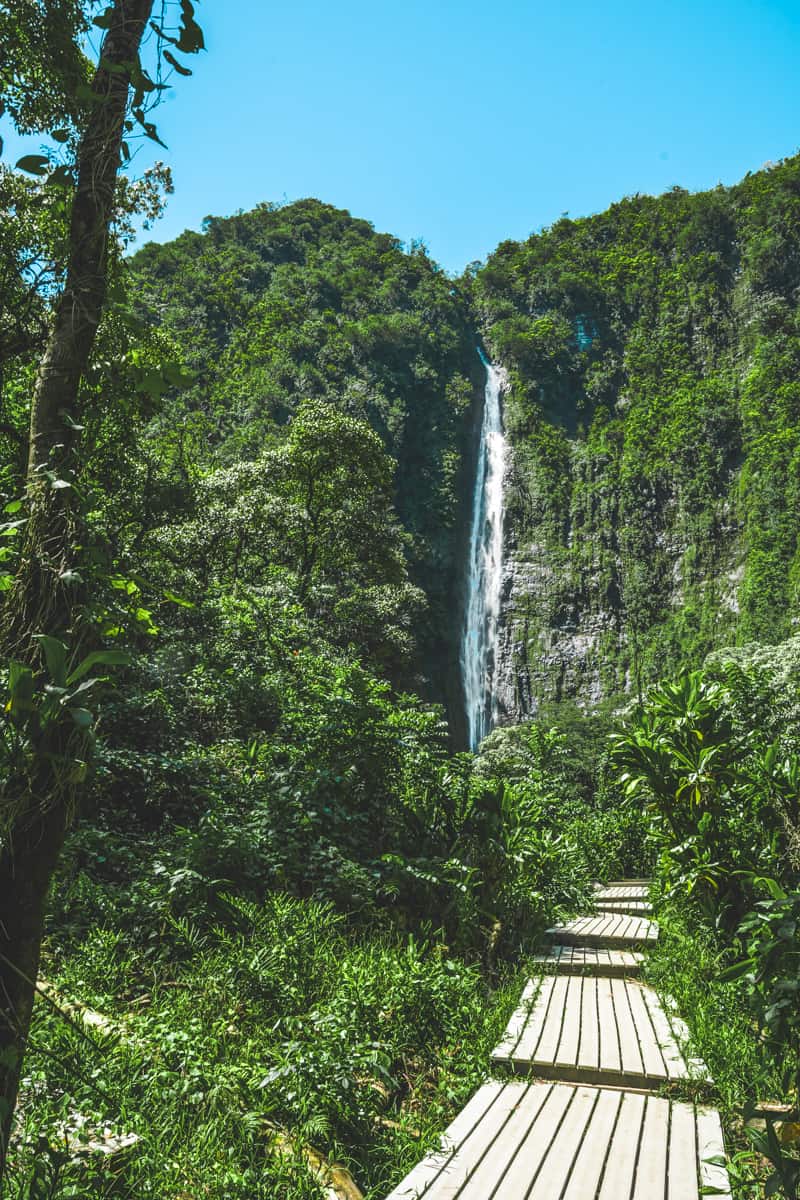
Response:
[11,0,155,643]
[0,0,153,1174]
[0,800,69,1171]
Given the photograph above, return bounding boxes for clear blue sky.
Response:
[8,0,800,273]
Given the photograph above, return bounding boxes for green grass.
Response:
[8,895,523,1199]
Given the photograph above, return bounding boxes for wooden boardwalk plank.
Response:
[668,1099,699,1200]
[421,1082,544,1200]
[594,883,651,899]
[595,879,652,889]
[384,1082,731,1200]
[578,973,600,1071]
[611,975,645,1078]
[632,1095,670,1200]
[593,975,621,1077]
[554,969,582,1067]
[531,944,644,977]
[547,913,658,948]
[492,975,707,1089]
[596,899,654,916]
[520,975,567,1065]
[696,1107,732,1199]
[527,1085,598,1199]
[492,977,540,1060]
[641,981,711,1084]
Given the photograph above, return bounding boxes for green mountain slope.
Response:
[129,199,482,717]
[475,155,800,717]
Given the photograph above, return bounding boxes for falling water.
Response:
[461,353,507,750]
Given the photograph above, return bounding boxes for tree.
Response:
[0,0,202,1171]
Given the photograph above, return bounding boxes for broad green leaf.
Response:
[33,634,68,687]
[66,650,130,687]
[164,49,192,76]
[164,590,195,608]
[176,0,205,53]
[92,6,114,29]
[16,154,49,176]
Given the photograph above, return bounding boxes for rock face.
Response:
[493,437,744,721]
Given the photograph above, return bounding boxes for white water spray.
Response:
[461,354,507,750]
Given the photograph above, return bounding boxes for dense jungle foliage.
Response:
[1,39,799,1190]
[126,200,484,717]
[613,639,800,1198]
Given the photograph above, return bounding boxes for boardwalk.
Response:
[384,880,731,1199]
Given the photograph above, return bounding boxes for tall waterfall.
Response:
[461,354,507,750]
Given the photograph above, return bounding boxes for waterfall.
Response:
[461,353,507,750]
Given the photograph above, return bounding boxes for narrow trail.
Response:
[385,881,732,1199]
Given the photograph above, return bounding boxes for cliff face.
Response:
[475,158,800,719]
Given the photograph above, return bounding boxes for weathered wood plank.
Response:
[554,969,582,1067]
[527,1085,598,1199]
[526,974,568,1065]
[597,1089,646,1200]
[696,1107,732,1199]
[668,1098,699,1200]
[420,1082,536,1200]
[596,899,654,916]
[641,981,711,1084]
[594,883,650,898]
[484,1084,574,1197]
[594,975,622,1077]
[451,1082,552,1199]
[595,879,652,888]
[611,975,645,1078]
[492,977,540,1060]
[578,972,600,1071]
[626,976,668,1080]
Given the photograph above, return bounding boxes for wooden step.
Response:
[492,975,709,1091]
[594,881,652,893]
[548,912,658,949]
[383,1079,730,1199]
[596,899,654,916]
[532,945,643,977]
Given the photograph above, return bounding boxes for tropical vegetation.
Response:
[1,3,799,1197]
